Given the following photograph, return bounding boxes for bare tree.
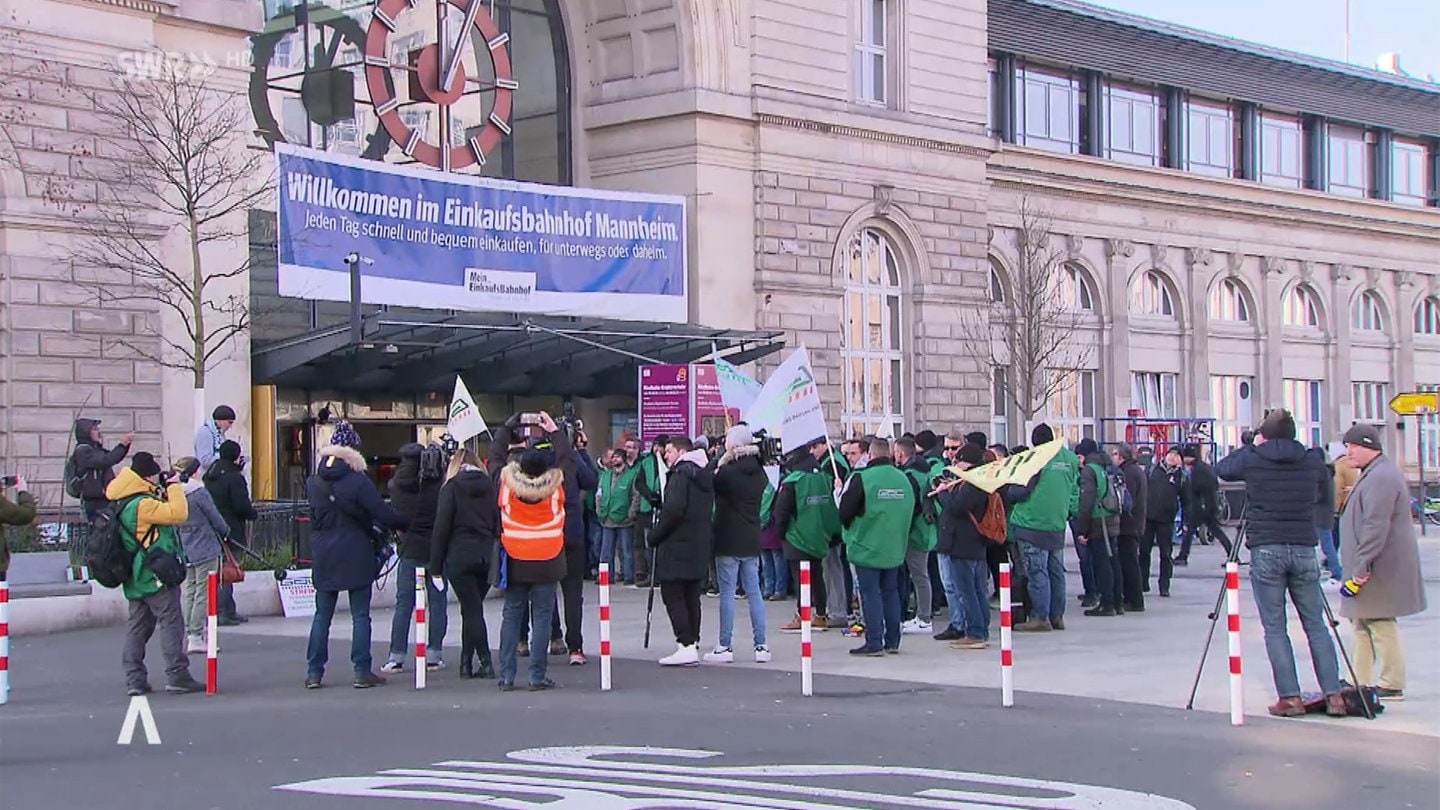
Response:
[64,57,275,432]
[963,199,1095,427]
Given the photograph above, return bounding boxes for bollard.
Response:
[1226,562,1242,726]
[599,563,612,692]
[799,561,813,697]
[415,566,427,690]
[206,571,218,695]
[0,579,9,705]
[999,563,1013,708]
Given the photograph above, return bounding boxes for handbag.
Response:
[219,543,245,584]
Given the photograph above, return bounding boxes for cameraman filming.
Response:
[1,475,38,580]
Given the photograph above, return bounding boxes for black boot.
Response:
[476,650,496,680]
[459,644,476,679]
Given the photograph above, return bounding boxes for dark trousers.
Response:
[660,580,703,646]
[123,587,190,690]
[789,558,827,617]
[449,561,492,665]
[854,565,902,651]
[1139,519,1174,594]
[1086,529,1118,609]
[633,513,654,581]
[986,542,1008,598]
[1178,511,1232,559]
[1116,534,1143,609]
[555,543,585,652]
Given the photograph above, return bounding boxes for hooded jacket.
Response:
[430,465,500,577]
[203,457,256,544]
[1214,439,1325,548]
[388,446,442,563]
[176,478,229,566]
[1185,457,1221,517]
[711,444,766,558]
[648,449,714,582]
[70,418,130,505]
[306,445,408,592]
[1146,460,1187,524]
[1073,451,1121,540]
[497,462,567,584]
[105,469,188,600]
[1117,456,1149,536]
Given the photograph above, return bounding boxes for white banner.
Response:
[448,375,489,443]
[715,358,762,416]
[744,346,828,453]
[277,569,317,618]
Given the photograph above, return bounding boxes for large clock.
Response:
[363,0,518,172]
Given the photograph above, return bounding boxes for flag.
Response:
[953,439,1065,493]
[447,376,488,443]
[715,358,762,416]
[743,346,828,453]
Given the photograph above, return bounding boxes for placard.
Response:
[277,569,317,618]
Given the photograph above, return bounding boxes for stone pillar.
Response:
[1328,263,1358,431]
[1104,238,1136,421]
[1259,256,1287,411]
[1185,247,1217,417]
[1392,270,1420,469]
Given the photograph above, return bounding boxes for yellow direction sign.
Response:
[1389,392,1439,416]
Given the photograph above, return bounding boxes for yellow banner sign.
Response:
[950,439,1066,494]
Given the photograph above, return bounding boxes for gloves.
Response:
[430,576,446,593]
[1339,578,1363,599]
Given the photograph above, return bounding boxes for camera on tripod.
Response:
[559,402,585,445]
[752,428,783,467]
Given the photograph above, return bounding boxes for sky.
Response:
[1085,0,1440,82]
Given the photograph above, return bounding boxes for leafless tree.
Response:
[963,199,1095,425]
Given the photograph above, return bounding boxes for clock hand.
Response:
[441,0,481,93]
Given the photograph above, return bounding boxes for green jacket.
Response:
[1008,446,1080,535]
[635,455,662,514]
[117,495,186,601]
[840,462,915,570]
[594,464,640,526]
[781,469,839,558]
[759,479,775,527]
[0,490,37,575]
[903,456,945,552]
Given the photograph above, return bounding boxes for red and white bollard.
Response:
[0,578,10,705]
[598,563,612,691]
[415,566,427,690]
[1226,561,1243,726]
[206,570,218,694]
[799,561,813,697]
[999,562,1013,708]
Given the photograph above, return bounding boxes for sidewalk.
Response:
[224,535,1439,739]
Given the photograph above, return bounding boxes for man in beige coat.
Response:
[1338,424,1427,701]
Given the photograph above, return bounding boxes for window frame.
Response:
[1132,371,1180,418]
[854,0,890,108]
[1104,83,1161,167]
[1045,369,1097,444]
[991,366,1010,449]
[1185,98,1234,178]
[1282,284,1322,329]
[1393,139,1428,206]
[840,227,906,440]
[1259,112,1304,189]
[1209,375,1255,456]
[1351,290,1387,334]
[1208,277,1251,323]
[1057,263,1096,313]
[1130,271,1176,319]
[1416,296,1440,336]
[1283,378,1324,447]
[1352,381,1389,426]
[1327,124,1369,199]
[1016,65,1080,154]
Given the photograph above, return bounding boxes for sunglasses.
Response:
[943,444,962,452]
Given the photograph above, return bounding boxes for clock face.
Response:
[363,0,517,172]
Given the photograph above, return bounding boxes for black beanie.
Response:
[958,444,986,466]
[519,448,552,478]
[219,440,242,461]
[131,452,162,478]
[213,405,236,421]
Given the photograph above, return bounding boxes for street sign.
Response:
[1389,392,1439,416]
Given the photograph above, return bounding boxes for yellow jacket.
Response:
[105,468,188,541]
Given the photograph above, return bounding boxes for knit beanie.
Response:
[219,440,242,461]
[725,424,754,450]
[131,452,162,478]
[330,420,361,449]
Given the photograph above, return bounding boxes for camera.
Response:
[752,429,783,467]
[1,475,16,487]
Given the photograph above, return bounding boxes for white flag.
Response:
[447,376,488,444]
[743,346,828,453]
[715,358,762,415]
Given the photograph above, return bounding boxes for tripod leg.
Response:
[1320,594,1375,719]
[1185,580,1229,710]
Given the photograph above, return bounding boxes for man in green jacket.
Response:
[894,437,942,634]
[629,435,668,587]
[838,438,918,656]
[595,448,641,584]
[775,451,840,632]
[1009,424,1080,633]
[0,475,37,580]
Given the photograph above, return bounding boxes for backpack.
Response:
[63,452,95,499]
[85,494,147,589]
[970,490,1008,544]
[1105,465,1133,516]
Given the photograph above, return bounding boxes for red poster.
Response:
[639,364,690,444]
[692,364,737,441]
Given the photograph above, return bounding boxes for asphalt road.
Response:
[0,628,1436,810]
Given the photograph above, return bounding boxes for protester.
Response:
[1337,424,1427,701]
[194,405,236,471]
[1174,444,1232,563]
[775,446,836,632]
[595,448,640,584]
[1314,450,1342,585]
[495,444,567,691]
[839,437,918,656]
[1141,447,1186,597]
[632,435,668,587]
[304,424,408,690]
[647,436,714,667]
[1072,439,1122,617]
[1215,409,1346,718]
[934,444,992,648]
[108,452,204,696]
[203,440,256,626]
[0,476,37,580]
[894,437,941,635]
[819,439,855,626]
[706,425,770,664]
[1011,424,1079,633]
[430,448,499,680]
[1112,443,1148,612]
[382,443,447,674]
[170,457,230,655]
[68,418,133,520]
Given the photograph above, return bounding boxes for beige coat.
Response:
[1333,457,1360,514]
[1338,454,1427,621]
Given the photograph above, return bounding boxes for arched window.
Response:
[1209,277,1251,322]
[1352,291,1387,333]
[988,259,1007,305]
[1130,270,1175,317]
[1056,264,1096,313]
[1416,296,1440,336]
[841,228,905,439]
[1282,284,1322,328]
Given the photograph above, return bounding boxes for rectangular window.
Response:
[1045,369,1097,444]
[1393,139,1428,206]
[854,0,888,106]
[1132,372,1179,419]
[1260,113,1303,188]
[1105,85,1160,166]
[1016,66,1079,154]
[1353,382,1388,425]
[991,367,1009,448]
[1328,125,1369,198]
[1186,99,1233,178]
[1284,379,1324,447]
[1209,376,1255,456]
[1421,384,1440,472]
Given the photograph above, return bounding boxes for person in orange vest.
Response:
[494,445,568,692]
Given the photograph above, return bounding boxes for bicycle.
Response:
[1410,495,1440,526]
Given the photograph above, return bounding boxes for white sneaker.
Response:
[754,645,772,664]
[186,635,205,654]
[901,618,933,635]
[426,659,445,671]
[379,660,404,674]
[703,646,734,664]
[659,644,700,667]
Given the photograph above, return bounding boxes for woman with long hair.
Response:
[429,448,500,679]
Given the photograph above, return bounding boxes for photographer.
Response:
[0,475,38,580]
[631,435,669,587]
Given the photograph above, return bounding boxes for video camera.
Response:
[752,428,783,467]
[559,401,584,445]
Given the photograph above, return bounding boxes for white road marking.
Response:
[116,695,161,745]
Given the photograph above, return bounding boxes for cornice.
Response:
[756,113,992,160]
[77,0,173,16]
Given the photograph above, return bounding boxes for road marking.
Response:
[116,695,161,745]
[275,746,1195,809]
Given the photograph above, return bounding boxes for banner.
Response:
[744,346,828,454]
[447,376,488,444]
[715,358,762,416]
[638,364,690,444]
[277,569,316,618]
[953,439,1066,494]
[275,143,687,323]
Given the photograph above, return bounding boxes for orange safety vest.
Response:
[498,481,565,561]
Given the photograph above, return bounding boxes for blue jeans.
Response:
[715,556,766,649]
[1249,544,1342,699]
[1021,542,1066,622]
[1315,527,1342,581]
[307,586,373,678]
[854,565,902,651]
[388,558,448,663]
[761,549,789,596]
[937,555,966,631]
[954,558,991,641]
[599,526,634,582]
[585,513,602,573]
[498,581,557,686]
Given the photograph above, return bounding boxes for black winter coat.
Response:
[1117,458,1149,536]
[1073,452,1121,540]
[307,445,408,592]
[429,467,499,576]
[388,454,442,563]
[711,445,766,558]
[1215,439,1325,549]
[1186,458,1221,517]
[936,482,990,561]
[648,452,714,582]
[1146,462,1187,523]
[1315,462,1337,528]
[203,457,257,543]
[70,418,130,507]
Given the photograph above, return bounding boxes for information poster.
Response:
[638,365,690,443]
